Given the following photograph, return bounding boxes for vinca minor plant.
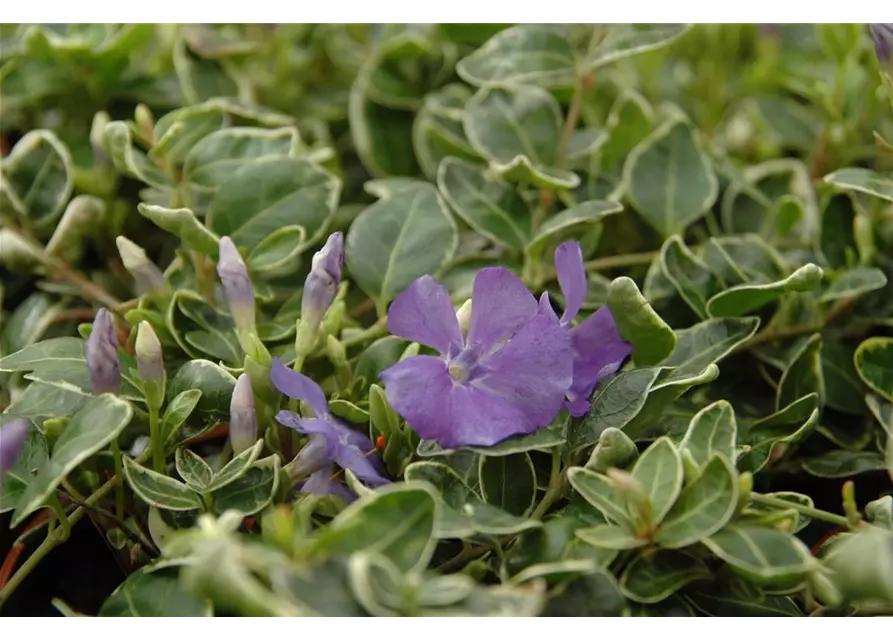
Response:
[1,22,893,617]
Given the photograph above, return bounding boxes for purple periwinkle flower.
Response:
[271,359,390,500]
[0,419,29,477]
[554,241,632,417]
[379,268,573,449]
[871,24,893,68]
[229,374,257,455]
[301,232,344,333]
[86,308,121,395]
[217,236,256,334]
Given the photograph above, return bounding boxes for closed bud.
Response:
[325,334,347,369]
[217,237,256,335]
[456,299,472,338]
[86,308,121,395]
[586,427,638,473]
[823,526,893,606]
[136,322,165,408]
[301,232,344,334]
[134,104,155,145]
[870,24,893,76]
[116,236,166,294]
[229,374,257,455]
[0,419,29,477]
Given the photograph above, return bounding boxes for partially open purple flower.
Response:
[554,241,632,417]
[271,359,389,499]
[301,231,344,333]
[0,419,29,477]
[86,308,121,395]
[379,268,573,449]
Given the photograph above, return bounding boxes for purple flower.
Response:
[229,374,257,455]
[217,236,256,334]
[0,419,29,477]
[871,24,893,67]
[554,241,632,417]
[301,232,344,333]
[271,359,389,500]
[379,268,573,449]
[86,308,121,395]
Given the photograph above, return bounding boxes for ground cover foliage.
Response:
[1,23,893,617]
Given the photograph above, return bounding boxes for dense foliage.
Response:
[1,23,893,617]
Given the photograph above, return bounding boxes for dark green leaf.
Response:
[660,235,721,319]
[661,317,761,380]
[211,455,279,516]
[706,264,824,318]
[100,566,211,617]
[175,448,213,492]
[777,333,824,410]
[824,167,893,203]
[620,549,710,603]
[479,452,537,517]
[820,268,888,302]
[2,130,73,230]
[802,450,888,478]
[0,421,47,515]
[854,337,893,403]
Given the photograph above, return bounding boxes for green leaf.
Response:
[211,454,279,516]
[527,200,623,257]
[11,395,133,527]
[99,566,211,617]
[207,157,340,252]
[0,421,48,514]
[418,425,565,458]
[703,524,817,584]
[150,103,227,166]
[175,448,213,492]
[737,395,820,474]
[1,292,63,355]
[687,591,803,617]
[624,119,717,238]
[184,126,300,188]
[437,157,531,251]
[854,337,893,403]
[576,524,647,550]
[623,365,720,439]
[479,452,537,517]
[2,130,73,230]
[631,437,684,527]
[566,467,635,531]
[456,25,575,90]
[123,457,203,511]
[661,317,761,379]
[660,235,721,319]
[599,89,654,173]
[354,337,408,390]
[542,573,625,616]
[820,268,888,302]
[45,195,106,263]
[585,24,692,69]
[655,455,738,548]
[137,203,220,257]
[314,482,439,573]
[866,395,893,436]
[706,264,824,318]
[4,382,88,420]
[412,85,480,180]
[103,121,172,189]
[464,85,578,189]
[205,439,264,492]
[167,360,236,424]
[802,450,888,478]
[680,400,737,468]
[161,389,203,447]
[247,225,306,277]
[824,167,893,203]
[607,277,676,365]
[778,333,824,410]
[345,181,457,305]
[568,367,662,452]
[620,549,710,603]
[821,342,867,415]
[363,33,452,111]
[328,400,370,425]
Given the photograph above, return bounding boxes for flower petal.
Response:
[290,434,332,478]
[466,267,538,352]
[555,241,587,326]
[566,306,633,416]
[270,358,329,417]
[380,355,540,448]
[475,293,574,426]
[300,466,356,502]
[387,276,463,355]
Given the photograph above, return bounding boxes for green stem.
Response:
[531,449,563,520]
[47,497,71,542]
[110,438,125,521]
[149,404,164,473]
[749,493,850,529]
[341,317,388,349]
[541,250,659,282]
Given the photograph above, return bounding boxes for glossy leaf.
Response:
[680,400,737,468]
[703,524,817,584]
[575,524,647,550]
[175,448,213,492]
[660,235,721,319]
[585,24,692,69]
[824,167,893,203]
[2,130,73,229]
[620,549,710,603]
[123,457,203,511]
[566,467,636,531]
[184,126,299,188]
[630,437,684,527]
[854,337,893,403]
[137,204,219,257]
[479,452,537,517]
[211,455,280,516]
[706,264,824,318]
[661,317,761,380]
[607,276,676,365]
[820,268,887,302]
[777,334,824,410]
[99,566,211,617]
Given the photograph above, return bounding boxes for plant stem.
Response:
[749,493,850,528]
[739,297,856,352]
[541,250,659,282]
[110,438,125,521]
[341,317,388,349]
[531,449,563,520]
[149,404,164,473]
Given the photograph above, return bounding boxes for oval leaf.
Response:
[479,452,537,517]
[123,457,203,511]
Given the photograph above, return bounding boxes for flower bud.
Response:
[86,308,121,395]
[217,237,256,335]
[0,419,29,477]
[136,321,165,408]
[870,24,893,76]
[823,526,893,606]
[229,374,257,456]
[116,236,166,294]
[586,427,638,473]
[301,232,344,334]
[456,299,472,338]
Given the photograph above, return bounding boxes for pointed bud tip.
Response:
[217,237,256,333]
[86,308,121,395]
[229,374,257,455]
[135,321,164,385]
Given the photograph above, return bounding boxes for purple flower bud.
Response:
[86,308,121,395]
[116,236,166,294]
[229,374,257,455]
[0,419,29,477]
[301,232,344,333]
[871,24,893,69]
[217,237,256,334]
[135,321,164,385]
